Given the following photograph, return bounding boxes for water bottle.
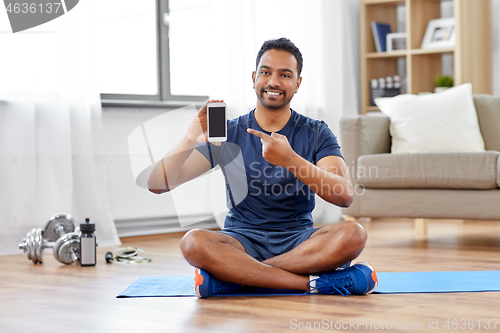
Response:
[79,218,96,266]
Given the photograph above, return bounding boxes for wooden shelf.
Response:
[360,0,492,114]
[364,0,404,5]
[410,47,454,55]
[367,48,454,59]
[366,51,407,58]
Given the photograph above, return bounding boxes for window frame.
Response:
[101,0,208,108]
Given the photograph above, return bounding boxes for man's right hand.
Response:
[186,99,225,144]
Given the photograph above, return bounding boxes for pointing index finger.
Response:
[247,128,272,141]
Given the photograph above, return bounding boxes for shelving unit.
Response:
[360,0,492,114]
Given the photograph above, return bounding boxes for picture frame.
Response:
[421,17,456,49]
[386,32,407,53]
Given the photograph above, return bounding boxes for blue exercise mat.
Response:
[117,276,303,297]
[375,271,500,293]
[117,271,500,298]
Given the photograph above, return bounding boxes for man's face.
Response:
[252,49,302,110]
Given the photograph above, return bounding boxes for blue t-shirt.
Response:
[196,109,343,231]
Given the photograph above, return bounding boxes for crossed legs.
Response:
[180,221,367,292]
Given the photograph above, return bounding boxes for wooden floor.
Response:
[1,218,500,333]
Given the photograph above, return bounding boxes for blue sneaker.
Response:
[307,262,378,296]
[195,267,242,298]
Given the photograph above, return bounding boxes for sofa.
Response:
[339,94,500,234]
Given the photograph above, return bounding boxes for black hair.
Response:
[255,38,303,77]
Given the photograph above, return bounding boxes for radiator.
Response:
[114,215,218,238]
[105,153,220,237]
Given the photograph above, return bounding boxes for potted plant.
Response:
[434,75,454,93]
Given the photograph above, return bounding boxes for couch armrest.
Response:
[339,115,391,183]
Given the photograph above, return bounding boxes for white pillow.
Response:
[375,83,485,154]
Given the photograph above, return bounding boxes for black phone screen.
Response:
[208,107,226,138]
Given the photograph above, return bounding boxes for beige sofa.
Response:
[340,95,500,233]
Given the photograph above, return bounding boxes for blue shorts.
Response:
[218,227,320,262]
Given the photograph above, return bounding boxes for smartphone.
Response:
[207,102,227,142]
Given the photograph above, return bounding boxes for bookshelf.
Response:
[360,0,492,114]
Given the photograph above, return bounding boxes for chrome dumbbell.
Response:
[44,212,76,242]
[46,213,81,265]
[19,213,80,264]
[19,228,53,264]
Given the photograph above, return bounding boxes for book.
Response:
[371,21,392,52]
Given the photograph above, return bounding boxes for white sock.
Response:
[309,275,320,293]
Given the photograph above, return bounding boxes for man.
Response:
[148,38,377,298]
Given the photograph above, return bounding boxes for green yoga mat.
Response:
[117,271,500,298]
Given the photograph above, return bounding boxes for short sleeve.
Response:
[195,142,222,168]
[315,121,343,163]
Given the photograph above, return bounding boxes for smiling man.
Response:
[148,38,377,297]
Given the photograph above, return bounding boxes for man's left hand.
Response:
[247,128,297,167]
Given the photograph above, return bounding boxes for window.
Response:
[91,0,209,105]
[167,0,211,96]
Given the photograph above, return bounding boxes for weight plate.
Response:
[34,228,44,263]
[45,213,75,242]
[32,228,39,263]
[53,232,80,264]
[28,228,36,262]
[52,233,68,262]
[23,231,31,261]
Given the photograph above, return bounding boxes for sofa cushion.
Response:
[356,188,500,220]
[357,151,500,189]
[474,95,500,152]
[374,84,485,154]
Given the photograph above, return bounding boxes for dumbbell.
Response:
[45,213,81,264]
[44,212,76,242]
[19,213,80,264]
[19,227,52,263]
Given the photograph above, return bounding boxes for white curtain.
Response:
[205,0,361,224]
[0,2,120,255]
